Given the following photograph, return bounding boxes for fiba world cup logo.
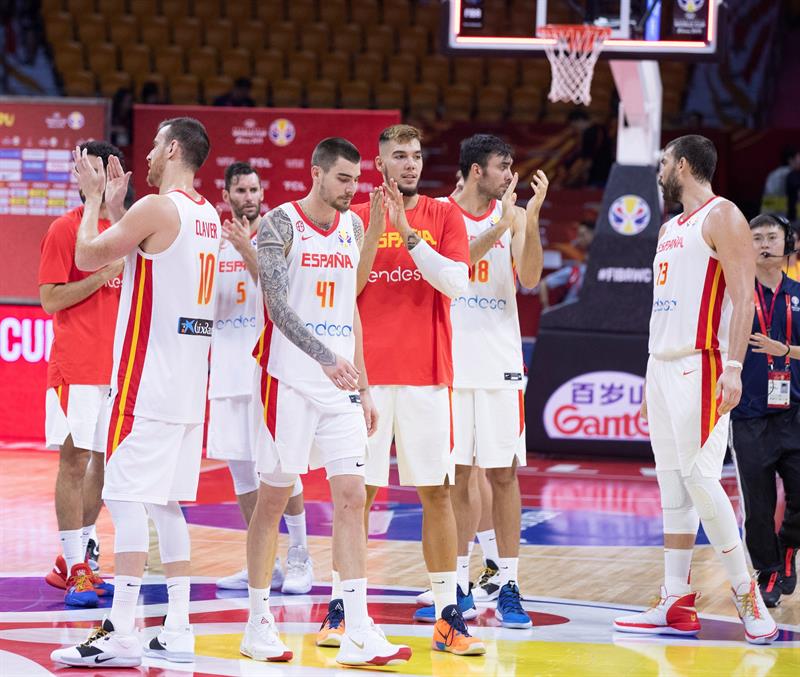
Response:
[268,118,296,147]
[608,195,651,236]
[66,111,85,130]
[338,229,352,247]
[677,0,704,15]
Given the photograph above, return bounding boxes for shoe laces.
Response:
[80,625,109,647]
[442,609,471,643]
[736,583,761,621]
[476,565,497,588]
[321,601,345,630]
[70,569,94,592]
[286,547,309,575]
[498,583,525,615]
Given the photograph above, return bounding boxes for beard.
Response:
[383,169,418,197]
[660,171,682,204]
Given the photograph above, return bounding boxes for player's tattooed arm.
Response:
[352,211,364,249]
[257,207,336,366]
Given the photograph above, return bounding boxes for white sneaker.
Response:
[240,613,293,661]
[217,568,248,590]
[732,579,779,645]
[144,624,195,662]
[613,587,701,636]
[336,619,412,666]
[281,545,313,594]
[472,559,501,602]
[271,556,284,591]
[416,588,434,606]
[50,618,142,667]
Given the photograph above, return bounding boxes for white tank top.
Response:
[448,198,525,389]
[209,233,262,399]
[109,190,221,426]
[649,196,732,359]
[254,201,359,388]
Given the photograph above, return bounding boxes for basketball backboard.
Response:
[445,0,723,59]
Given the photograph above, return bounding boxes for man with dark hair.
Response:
[39,141,128,607]
[354,125,485,656]
[211,162,313,595]
[241,137,411,666]
[214,77,256,107]
[441,133,546,628]
[614,136,778,644]
[51,117,221,666]
[728,214,800,607]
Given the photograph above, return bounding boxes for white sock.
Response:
[60,528,84,572]
[341,578,368,632]
[429,571,457,618]
[109,575,140,635]
[457,555,470,593]
[284,511,307,550]
[713,542,751,591]
[467,540,475,560]
[331,570,342,599]
[81,524,97,553]
[497,557,519,587]
[477,529,499,565]
[165,576,190,629]
[664,547,693,595]
[248,586,270,623]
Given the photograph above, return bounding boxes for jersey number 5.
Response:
[316,280,335,308]
[198,252,216,304]
[656,261,669,286]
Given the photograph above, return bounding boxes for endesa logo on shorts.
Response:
[178,317,214,337]
[305,321,353,337]
[216,315,257,330]
[543,371,649,442]
[451,295,507,311]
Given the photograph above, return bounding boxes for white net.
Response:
[539,25,611,106]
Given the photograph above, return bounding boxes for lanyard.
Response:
[754,283,792,369]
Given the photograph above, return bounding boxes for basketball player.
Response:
[442,134,547,629]
[353,125,485,656]
[210,162,312,595]
[39,141,127,606]
[240,137,411,667]
[613,135,778,644]
[51,117,221,667]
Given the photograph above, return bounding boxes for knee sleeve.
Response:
[146,501,190,563]
[290,475,303,498]
[683,466,740,546]
[227,459,258,496]
[260,470,299,488]
[657,470,700,535]
[106,499,150,553]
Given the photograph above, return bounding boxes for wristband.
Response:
[784,343,792,357]
[724,360,743,370]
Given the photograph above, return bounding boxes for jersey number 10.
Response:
[198,252,216,305]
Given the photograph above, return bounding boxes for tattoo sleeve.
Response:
[406,232,420,250]
[352,212,364,249]
[258,207,336,366]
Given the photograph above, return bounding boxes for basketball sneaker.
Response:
[495,582,532,629]
[416,588,434,606]
[281,545,313,594]
[413,584,477,622]
[240,613,293,661]
[64,563,100,608]
[50,617,142,667]
[613,587,701,636]
[472,559,501,602]
[46,555,113,596]
[316,598,346,647]
[144,622,195,663]
[757,570,782,608]
[216,568,248,590]
[85,537,100,572]
[780,546,796,595]
[271,556,284,591]
[732,579,779,645]
[336,619,412,666]
[431,604,486,656]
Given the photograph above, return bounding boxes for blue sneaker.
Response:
[495,582,532,628]
[64,563,99,608]
[413,584,477,623]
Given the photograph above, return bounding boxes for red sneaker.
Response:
[46,555,114,596]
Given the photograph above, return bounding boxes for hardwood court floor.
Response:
[1,447,798,676]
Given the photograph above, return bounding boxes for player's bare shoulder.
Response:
[703,198,748,250]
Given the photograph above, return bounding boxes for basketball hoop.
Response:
[538,24,611,106]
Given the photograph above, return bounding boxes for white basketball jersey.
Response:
[109,190,221,429]
[649,196,732,359]
[448,198,525,389]
[209,233,262,399]
[254,201,359,388]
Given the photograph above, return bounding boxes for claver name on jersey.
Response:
[219,260,247,273]
[196,219,218,239]
[378,230,437,248]
[300,252,354,269]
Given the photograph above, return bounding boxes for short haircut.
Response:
[157,117,210,171]
[79,140,125,170]
[665,135,717,184]
[459,134,513,179]
[224,161,259,191]
[310,137,360,171]
[749,213,789,234]
[378,124,423,148]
